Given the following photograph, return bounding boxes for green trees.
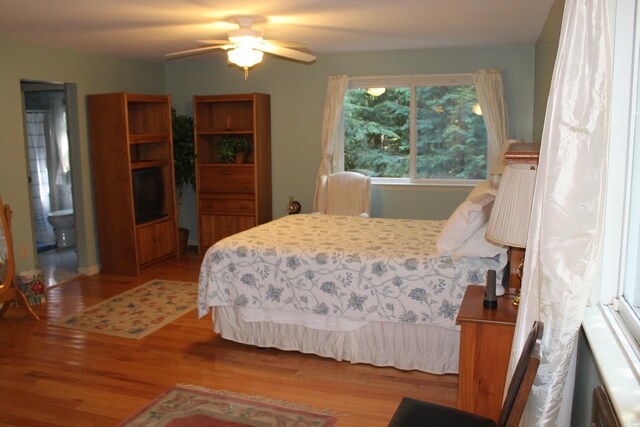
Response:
[344,86,487,179]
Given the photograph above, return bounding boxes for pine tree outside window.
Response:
[342,75,488,186]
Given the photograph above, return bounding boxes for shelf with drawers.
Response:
[194,93,272,253]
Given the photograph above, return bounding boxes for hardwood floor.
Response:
[0,250,457,426]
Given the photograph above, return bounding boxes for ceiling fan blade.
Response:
[256,43,316,63]
[196,39,233,46]
[264,40,310,49]
[165,45,230,58]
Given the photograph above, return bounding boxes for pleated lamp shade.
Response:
[490,139,525,175]
[485,163,537,248]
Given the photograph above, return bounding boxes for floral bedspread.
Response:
[198,214,506,331]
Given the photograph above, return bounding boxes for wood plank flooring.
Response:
[0,250,457,426]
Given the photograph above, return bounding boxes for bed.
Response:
[198,182,507,374]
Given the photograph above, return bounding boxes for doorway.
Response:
[21,81,78,287]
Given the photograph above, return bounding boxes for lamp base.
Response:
[512,294,521,307]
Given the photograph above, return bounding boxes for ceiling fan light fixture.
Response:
[227,45,263,79]
[227,45,263,68]
[228,34,262,45]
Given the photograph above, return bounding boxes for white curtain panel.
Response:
[313,75,349,212]
[473,69,509,175]
[52,91,70,175]
[26,111,56,245]
[506,0,611,425]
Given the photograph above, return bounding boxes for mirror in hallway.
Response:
[0,194,39,320]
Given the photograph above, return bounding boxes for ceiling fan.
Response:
[166,15,316,79]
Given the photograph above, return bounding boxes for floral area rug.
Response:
[50,279,197,339]
[119,384,338,426]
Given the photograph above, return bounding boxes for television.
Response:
[132,167,165,224]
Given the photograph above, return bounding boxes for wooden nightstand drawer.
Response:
[200,198,255,214]
[456,285,517,422]
[199,165,255,194]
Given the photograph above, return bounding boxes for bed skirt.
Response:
[213,306,460,374]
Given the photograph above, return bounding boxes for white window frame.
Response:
[598,0,640,354]
[585,2,640,424]
[341,74,487,187]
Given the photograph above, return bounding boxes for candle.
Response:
[483,269,498,309]
[486,270,496,299]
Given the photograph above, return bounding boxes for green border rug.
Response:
[120,384,338,426]
[50,279,197,339]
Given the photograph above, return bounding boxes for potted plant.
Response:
[172,108,195,254]
[217,135,248,163]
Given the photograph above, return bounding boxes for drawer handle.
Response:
[239,205,250,210]
[219,170,231,176]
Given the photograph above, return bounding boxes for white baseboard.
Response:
[78,264,100,276]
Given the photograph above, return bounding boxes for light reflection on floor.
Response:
[38,247,78,287]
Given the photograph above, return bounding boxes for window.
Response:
[618,54,640,346]
[580,2,640,422]
[600,0,640,361]
[342,75,488,185]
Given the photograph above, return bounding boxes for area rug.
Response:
[119,384,338,426]
[50,279,197,339]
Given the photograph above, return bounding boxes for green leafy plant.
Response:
[171,108,195,212]
[217,135,249,163]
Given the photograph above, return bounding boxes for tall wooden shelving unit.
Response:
[88,93,179,276]
[194,93,272,254]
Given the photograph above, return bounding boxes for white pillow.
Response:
[436,190,495,255]
[453,222,506,258]
[467,180,497,200]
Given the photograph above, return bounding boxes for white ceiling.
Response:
[0,0,555,62]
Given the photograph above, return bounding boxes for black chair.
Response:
[388,321,544,427]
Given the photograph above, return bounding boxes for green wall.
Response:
[0,38,536,273]
[0,38,165,273]
[533,0,566,142]
[165,45,536,242]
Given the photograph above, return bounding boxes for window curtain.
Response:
[473,69,509,175]
[313,75,349,212]
[505,0,611,425]
[51,91,70,175]
[50,91,73,211]
[26,111,56,245]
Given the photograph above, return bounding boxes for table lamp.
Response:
[485,143,540,297]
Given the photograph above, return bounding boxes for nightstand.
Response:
[456,285,518,421]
